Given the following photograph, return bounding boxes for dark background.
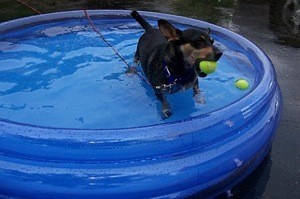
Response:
[0,0,299,198]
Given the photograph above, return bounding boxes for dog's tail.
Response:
[131,10,152,31]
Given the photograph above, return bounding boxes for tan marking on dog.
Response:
[180,44,213,65]
[200,35,206,40]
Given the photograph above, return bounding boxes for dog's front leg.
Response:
[155,90,172,118]
[193,79,206,104]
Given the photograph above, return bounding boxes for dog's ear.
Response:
[205,28,211,34]
[158,20,182,41]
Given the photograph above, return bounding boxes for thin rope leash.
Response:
[83,10,152,87]
[83,10,131,69]
[16,0,42,15]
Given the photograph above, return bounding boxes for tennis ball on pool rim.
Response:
[235,79,249,90]
[199,61,217,74]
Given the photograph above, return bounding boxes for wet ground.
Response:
[0,0,299,198]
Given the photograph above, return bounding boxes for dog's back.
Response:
[131,11,168,79]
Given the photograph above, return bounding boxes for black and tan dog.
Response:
[131,11,223,118]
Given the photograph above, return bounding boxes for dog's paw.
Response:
[194,94,206,104]
[162,108,172,119]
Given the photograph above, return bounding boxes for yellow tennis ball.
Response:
[199,61,217,74]
[235,79,249,90]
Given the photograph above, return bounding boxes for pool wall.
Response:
[0,10,282,198]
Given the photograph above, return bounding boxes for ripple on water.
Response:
[0,19,256,129]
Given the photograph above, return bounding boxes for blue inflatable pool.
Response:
[0,10,282,198]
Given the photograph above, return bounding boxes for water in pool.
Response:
[0,18,256,129]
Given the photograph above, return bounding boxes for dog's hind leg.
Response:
[193,79,206,104]
[134,50,140,64]
[126,50,139,76]
[155,90,172,118]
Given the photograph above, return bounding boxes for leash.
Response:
[83,10,152,87]
[16,0,42,15]
[83,10,131,69]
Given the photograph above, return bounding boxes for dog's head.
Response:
[158,20,223,76]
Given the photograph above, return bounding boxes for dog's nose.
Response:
[215,50,223,61]
[213,46,223,61]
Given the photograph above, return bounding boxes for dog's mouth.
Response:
[193,61,208,77]
[193,46,223,77]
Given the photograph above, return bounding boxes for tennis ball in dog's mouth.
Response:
[235,79,249,90]
[199,61,217,74]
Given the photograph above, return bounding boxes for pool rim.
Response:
[0,9,276,131]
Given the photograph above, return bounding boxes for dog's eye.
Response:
[210,37,214,44]
[195,39,203,44]
[195,36,205,43]
[192,36,207,48]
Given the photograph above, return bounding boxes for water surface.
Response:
[0,18,255,128]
